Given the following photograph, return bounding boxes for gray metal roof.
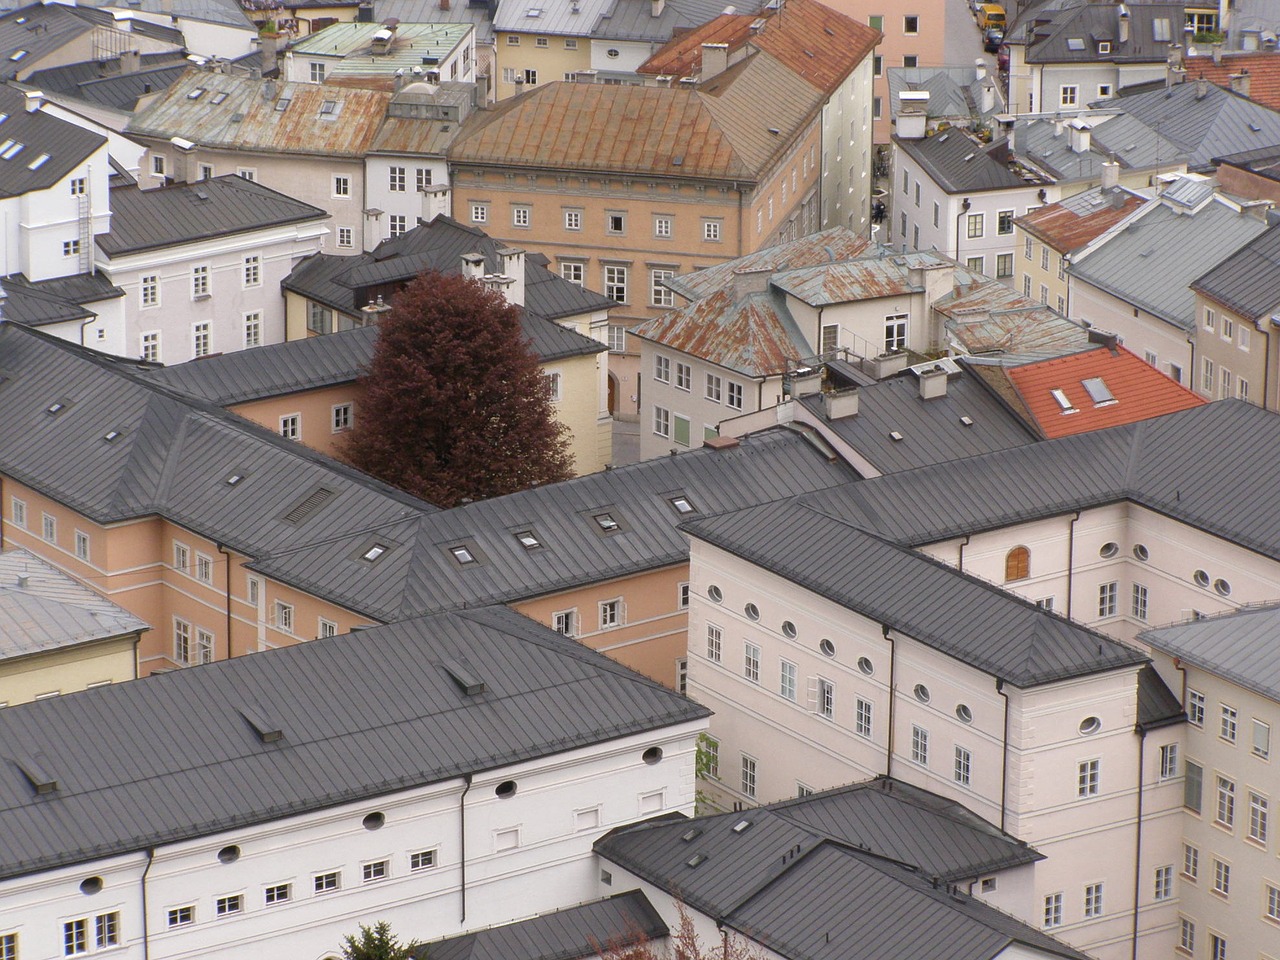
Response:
[1136,663,1185,729]
[887,66,1004,123]
[1015,113,1185,182]
[0,3,95,80]
[1102,79,1280,171]
[0,603,707,881]
[0,280,94,327]
[0,85,107,198]
[682,497,1146,686]
[0,548,147,664]
[895,130,1038,194]
[374,0,496,45]
[1070,195,1268,330]
[593,0,731,42]
[424,891,666,960]
[1191,220,1280,319]
[27,0,256,30]
[493,0,614,36]
[97,175,329,257]
[797,370,1038,474]
[1141,603,1280,703]
[1026,2,1184,65]
[597,781,1082,960]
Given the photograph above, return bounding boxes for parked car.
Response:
[977,3,1006,30]
[997,44,1010,72]
[984,27,1004,53]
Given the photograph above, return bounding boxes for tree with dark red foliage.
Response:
[344,268,574,507]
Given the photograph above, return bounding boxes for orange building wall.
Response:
[230,383,363,459]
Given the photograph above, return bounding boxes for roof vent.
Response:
[686,853,707,868]
[281,486,336,524]
[240,707,284,743]
[681,827,702,842]
[959,415,974,426]
[103,430,121,442]
[16,755,58,795]
[889,430,904,441]
[731,818,752,833]
[441,658,486,696]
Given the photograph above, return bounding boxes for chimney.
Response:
[421,183,450,223]
[1118,4,1130,44]
[918,366,948,400]
[119,48,141,73]
[461,252,486,279]
[16,574,29,589]
[869,351,910,379]
[1242,29,1261,52]
[1211,41,1223,65]
[1068,119,1091,153]
[974,57,987,82]
[394,68,406,92]
[651,0,665,15]
[701,43,729,80]
[980,78,996,115]
[169,136,196,182]
[1102,159,1120,189]
[1087,328,1119,351]
[23,89,43,113]
[1230,70,1252,98]
[822,387,859,420]
[1195,76,1210,100]
[789,368,823,399]
[1167,42,1184,69]
[439,0,451,9]
[896,90,929,139]
[497,247,526,305]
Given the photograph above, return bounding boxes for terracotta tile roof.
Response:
[1183,51,1280,112]
[449,55,824,180]
[637,0,880,95]
[1005,345,1206,439]
[1016,187,1149,254]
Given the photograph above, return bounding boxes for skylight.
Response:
[1066,38,1085,51]
[593,513,619,532]
[0,141,22,160]
[362,543,388,562]
[731,819,752,833]
[225,473,244,486]
[187,88,205,100]
[0,113,8,125]
[211,92,228,104]
[275,98,291,112]
[46,402,64,414]
[1081,377,1117,406]
[450,545,476,564]
[526,7,543,16]
[9,50,27,62]
[669,495,695,514]
[319,100,337,116]
[1050,388,1078,414]
[685,854,706,868]
[102,430,120,442]
[515,531,541,549]
[26,153,47,170]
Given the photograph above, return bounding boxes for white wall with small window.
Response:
[364,154,451,243]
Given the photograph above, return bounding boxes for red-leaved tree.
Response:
[344,269,574,506]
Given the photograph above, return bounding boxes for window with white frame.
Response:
[678,582,690,608]
[1248,791,1268,843]
[280,414,300,441]
[237,167,256,181]
[314,871,340,893]
[654,215,672,238]
[513,205,531,227]
[726,381,743,410]
[884,315,907,351]
[1221,703,1238,743]
[310,61,326,82]
[1160,743,1178,779]
[606,212,626,234]
[1212,858,1230,896]
[318,618,338,638]
[1078,758,1100,797]
[470,203,488,223]
[560,261,584,286]
[703,219,722,242]
[1132,582,1148,620]
[409,849,437,871]
[966,213,984,238]
[192,322,210,358]
[1254,718,1270,758]
[653,405,670,438]
[1179,917,1195,952]
[856,697,873,737]
[243,254,261,287]
[702,736,720,778]
[604,265,628,302]
[1216,775,1235,826]
[706,374,722,403]
[173,541,189,572]
[608,325,627,353]
[1267,883,1280,922]
[338,227,353,248]
[706,623,722,661]
[1098,581,1118,617]
[244,312,262,348]
[1202,356,1215,393]
[954,745,972,786]
[564,209,582,230]
[141,274,159,307]
[1084,882,1104,918]
[333,176,350,198]
[1185,760,1203,813]
[1183,842,1199,878]
[195,628,213,664]
[264,882,290,905]
[911,725,929,765]
[74,530,90,561]
[654,354,671,382]
[196,553,213,584]
[1188,689,1205,726]
[42,512,56,543]
[743,642,760,683]
[1043,892,1063,928]
[191,265,209,298]
[389,215,407,237]
[651,269,675,307]
[817,678,834,718]
[599,598,622,629]
[389,166,406,192]
[10,497,25,529]
[552,609,576,637]
[675,362,691,391]
[1154,865,1173,901]
[173,618,191,664]
[275,601,294,633]
[1060,85,1078,107]
[544,371,561,402]
[362,860,388,883]
[779,660,797,700]
[332,403,353,432]
[741,754,757,798]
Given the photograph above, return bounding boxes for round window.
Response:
[607,48,620,58]
[1133,544,1149,562]
[362,812,385,831]
[1214,578,1232,597]
[857,656,874,675]
[80,877,103,895]
[642,746,664,765]
[1079,716,1102,735]
[1194,569,1210,588]
[956,704,973,724]
[708,584,723,603]
[913,683,931,704]
[1099,542,1119,559]
[781,620,797,639]
[217,845,241,864]
[495,780,517,799]
[745,603,760,621]
[820,638,836,658]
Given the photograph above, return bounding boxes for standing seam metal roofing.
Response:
[0,85,107,198]
[1140,603,1280,704]
[0,604,708,881]
[1190,220,1280,318]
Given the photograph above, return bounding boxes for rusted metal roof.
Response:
[126,69,391,159]
[771,257,928,305]
[1016,186,1148,254]
[632,287,809,377]
[938,274,1091,358]
[448,51,824,181]
[638,0,880,96]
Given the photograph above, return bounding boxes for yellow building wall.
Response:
[494,32,591,99]
[1014,226,1068,314]
[0,635,139,707]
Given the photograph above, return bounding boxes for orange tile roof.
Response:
[1016,189,1148,254]
[1006,345,1206,439]
[638,0,880,95]
[1183,51,1280,112]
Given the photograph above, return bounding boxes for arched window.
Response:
[1005,546,1031,582]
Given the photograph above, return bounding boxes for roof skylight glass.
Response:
[362,544,388,562]
[450,545,476,564]
[1081,377,1116,406]
[593,513,619,532]
[1050,388,1078,413]
[516,531,541,549]
[669,496,695,514]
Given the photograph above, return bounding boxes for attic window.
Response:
[362,544,388,562]
[225,473,244,486]
[16,755,58,795]
[241,707,284,743]
[526,6,542,15]
[450,545,476,565]
[0,141,22,160]
[669,495,696,514]
[594,513,619,532]
[319,100,338,116]
[187,88,205,99]
[889,430,904,441]
[1050,388,1078,414]
[102,430,121,442]
[211,92,228,104]
[959,415,974,426]
[9,50,27,61]
[27,153,48,170]
[1066,38,1085,51]
[731,819,752,833]
[441,658,486,695]
[1098,41,1112,53]
[274,98,291,112]
[281,486,336,524]
[681,828,702,842]
[515,530,541,549]
[686,854,707,868]
[1081,377,1116,406]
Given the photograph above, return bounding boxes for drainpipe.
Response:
[954,198,971,262]
[1260,321,1272,410]
[140,847,156,960]
[1173,656,1188,706]
[1065,510,1080,619]
[80,315,96,347]
[956,533,971,572]
[459,773,473,923]
[217,543,233,660]
[883,625,897,778]
[996,678,1011,832]
[0,475,4,551]
[1131,727,1147,960]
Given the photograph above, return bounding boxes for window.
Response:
[362,860,388,883]
[389,215,407,238]
[513,205,530,227]
[196,553,213,584]
[676,657,688,694]
[310,61,326,82]
[966,213,984,238]
[410,849,437,871]
[191,265,209,299]
[415,167,433,192]
[651,269,675,307]
[1160,744,1178,779]
[1216,775,1235,826]
[599,598,622,629]
[1043,892,1063,928]
[606,213,626,234]
[1209,934,1226,960]
[243,254,261,287]
[1005,546,1030,581]
[706,623,722,661]
[653,405,670,438]
[904,14,919,32]
[237,167,256,181]
[608,325,627,353]
[703,220,722,242]
[741,755,757,798]
[152,154,166,176]
[726,381,743,410]
[1098,581,1118,617]
[94,913,119,948]
[279,414,300,441]
[318,618,338,638]
[75,530,90,561]
[332,403,353,433]
[1078,758,1100,797]
[903,55,918,67]
[1131,582,1148,621]
[605,265,627,302]
[192,628,212,664]
[69,176,86,196]
[1154,865,1173,901]
[996,209,1015,235]
[1185,760,1203,813]
[552,610,576,637]
[1220,367,1233,399]
[65,918,87,955]
[564,37,577,48]
[911,725,929,765]
[470,203,488,223]
[388,166,406,192]
[507,34,520,44]
[337,227,353,248]
[992,252,1014,279]
[1084,882,1104,918]
[954,745,972,786]
[675,362,691,391]
[1060,85,1078,107]
[1202,356,1215,393]
[1183,842,1199,878]
[1189,690,1205,726]
[706,374,722,403]
[817,678,834,719]
[1268,883,1280,922]
[744,643,760,683]
[10,498,25,529]
[966,255,983,273]
[560,262,583,285]
[333,176,350,198]
[1213,858,1230,896]
[856,697,873,737]
[63,239,80,258]
[314,871,340,894]
[1179,917,1195,953]
[244,312,262,348]
[779,660,797,700]
[42,513,56,543]
[1221,704,1238,743]
[1222,315,1234,340]
[265,882,291,905]
[173,542,189,572]
[1249,792,1268,843]
[1254,719,1270,758]
[703,737,720,778]
[307,302,333,335]
[649,215,672,239]
[1240,325,1251,351]
[216,894,243,917]
[275,601,294,633]
[167,906,194,927]
[884,314,907,351]
[678,582,690,608]
[139,274,160,308]
[192,322,211,359]
[544,372,561,402]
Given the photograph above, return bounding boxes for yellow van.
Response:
[978,3,1006,30]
